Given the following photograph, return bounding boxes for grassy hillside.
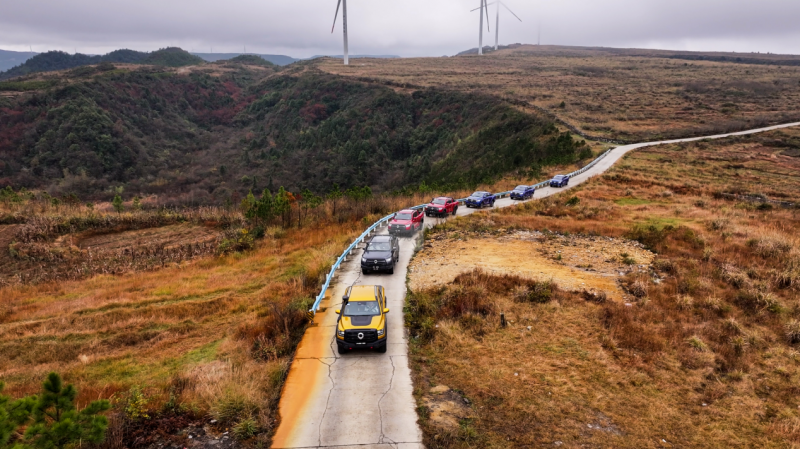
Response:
[0,65,584,203]
[406,127,800,447]
[318,45,800,143]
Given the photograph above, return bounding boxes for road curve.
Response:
[271,121,800,449]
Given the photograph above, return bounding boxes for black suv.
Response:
[361,235,400,274]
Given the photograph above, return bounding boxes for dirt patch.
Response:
[422,385,475,430]
[409,231,654,301]
[66,224,219,252]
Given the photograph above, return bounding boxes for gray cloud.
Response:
[1,0,798,57]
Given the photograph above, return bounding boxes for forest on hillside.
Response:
[0,63,589,205]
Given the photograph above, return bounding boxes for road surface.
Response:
[271,121,800,448]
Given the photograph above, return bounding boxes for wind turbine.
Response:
[473,0,490,55]
[331,0,349,65]
[472,1,522,52]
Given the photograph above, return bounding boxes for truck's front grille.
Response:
[343,329,378,343]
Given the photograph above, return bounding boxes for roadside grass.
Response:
[407,127,800,447]
[0,212,368,444]
[0,185,487,445]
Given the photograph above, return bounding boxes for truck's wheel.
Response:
[377,344,387,354]
[388,267,394,275]
[337,344,346,355]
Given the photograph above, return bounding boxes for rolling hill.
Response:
[0,48,203,80]
[0,62,585,204]
[0,49,38,72]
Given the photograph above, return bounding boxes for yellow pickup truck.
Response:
[336,285,389,354]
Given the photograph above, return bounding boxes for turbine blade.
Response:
[470,1,495,12]
[484,0,491,32]
[331,0,342,33]
[501,2,523,22]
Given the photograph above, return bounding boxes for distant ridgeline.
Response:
[0,47,205,80]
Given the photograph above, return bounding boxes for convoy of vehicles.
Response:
[550,175,570,188]
[425,197,459,217]
[510,185,536,200]
[465,191,496,208]
[336,285,389,353]
[389,209,424,235]
[361,235,400,274]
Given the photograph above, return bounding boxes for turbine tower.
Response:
[331,0,349,65]
[474,2,522,52]
[494,2,522,50]
[472,0,492,55]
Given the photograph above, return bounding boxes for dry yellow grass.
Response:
[317,45,800,142]
[407,128,800,447]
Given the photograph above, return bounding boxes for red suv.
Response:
[389,209,424,235]
[425,197,458,217]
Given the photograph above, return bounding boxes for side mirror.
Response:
[335,309,341,315]
[383,308,390,314]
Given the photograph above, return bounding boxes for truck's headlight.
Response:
[377,328,385,336]
[385,257,393,263]
[405,225,411,229]
[361,256,367,263]
[337,330,345,337]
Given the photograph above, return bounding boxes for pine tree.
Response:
[1,382,35,447]
[328,183,342,216]
[112,195,123,214]
[1,373,112,449]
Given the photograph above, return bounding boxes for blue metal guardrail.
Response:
[308,147,615,320]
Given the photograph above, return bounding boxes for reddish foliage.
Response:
[300,103,328,123]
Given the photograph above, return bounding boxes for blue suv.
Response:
[550,175,570,188]
[465,191,496,208]
[510,185,536,200]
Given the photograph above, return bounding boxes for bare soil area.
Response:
[65,223,219,252]
[409,231,654,301]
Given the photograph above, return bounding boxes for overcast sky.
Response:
[1,0,799,57]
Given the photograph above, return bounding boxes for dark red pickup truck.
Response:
[424,197,458,217]
[389,209,424,235]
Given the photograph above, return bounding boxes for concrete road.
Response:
[271,121,800,449]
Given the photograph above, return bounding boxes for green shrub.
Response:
[218,228,255,254]
[232,416,258,440]
[124,386,149,421]
[212,393,258,425]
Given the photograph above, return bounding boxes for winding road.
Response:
[271,121,800,449]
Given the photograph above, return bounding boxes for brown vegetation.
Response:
[319,45,800,143]
[407,127,800,447]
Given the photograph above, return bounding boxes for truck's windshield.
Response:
[344,301,380,316]
[514,186,528,191]
[366,242,391,251]
[471,192,487,197]
[432,198,447,205]
[395,213,412,220]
